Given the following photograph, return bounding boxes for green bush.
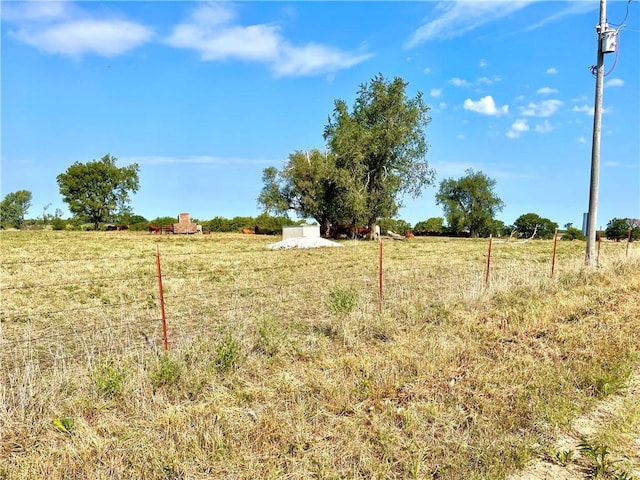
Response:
[561,227,586,241]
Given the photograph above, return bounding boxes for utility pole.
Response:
[585,0,613,266]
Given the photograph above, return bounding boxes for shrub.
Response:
[561,227,586,241]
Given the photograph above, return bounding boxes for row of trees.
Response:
[1,75,637,241]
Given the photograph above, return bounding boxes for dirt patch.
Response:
[510,368,640,479]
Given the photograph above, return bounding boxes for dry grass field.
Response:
[1,230,639,479]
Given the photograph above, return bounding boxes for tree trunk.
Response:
[366,219,379,240]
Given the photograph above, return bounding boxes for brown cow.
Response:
[148,224,161,234]
[241,228,255,235]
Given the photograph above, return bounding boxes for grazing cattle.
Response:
[116,225,129,231]
[163,224,175,234]
[405,231,415,239]
[106,225,117,231]
[148,224,162,234]
[241,228,255,235]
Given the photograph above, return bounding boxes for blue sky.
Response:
[2,0,639,228]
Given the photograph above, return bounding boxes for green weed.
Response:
[150,354,182,388]
[93,358,126,398]
[326,285,359,316]
[215,333,241,373]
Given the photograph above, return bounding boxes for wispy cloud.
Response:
[166,3,371,77]
[523,1,598,31]
[404,1,533,48]
[463,96,508,116]
[430,88,443,98]
[534,120,553,133]
[572,104,614,116]
[519,99,563,117]
[450,77,473,88]
[546,67,559,75]
[537,87,558,95]
[506,118,529,139]
[605,78,624,88]
[3,2,153,57]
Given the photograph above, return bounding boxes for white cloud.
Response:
[506,118,529,139]
[4,3,153,57]
[546,67,559,74]
[573,105,592,115]
[463,96,508,116]
[605,78,624,87]
[273,43,371,77]
[572,104,613,116]
[166,4,371,77]
[524,2,598,31]
[536,87,558,95]
[404,1,533,48]
[476,76,493,85]
[450,77,472,87]
[577,136,587,144]
[456,134,465,140]
[430,88,443,98]
[534,120,553,133]
[519,99,563,117]
[480,59,488,68]
[424,67,432,74]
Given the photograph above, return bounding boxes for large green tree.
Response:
[257,149,348,232]
[0,190,32,229]
[435,169,504,238]
[513,212,558,240]
[324,74,435,239]
[605,217,640,241]
[57,154,140,230]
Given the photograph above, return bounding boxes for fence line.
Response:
[1,237,637,371]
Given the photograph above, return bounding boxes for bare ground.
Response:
[510,367,640,480]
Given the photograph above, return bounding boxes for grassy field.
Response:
[1,231,639,479]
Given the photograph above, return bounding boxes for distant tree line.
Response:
[2,76,638,242]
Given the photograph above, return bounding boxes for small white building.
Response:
[282,225,320,240]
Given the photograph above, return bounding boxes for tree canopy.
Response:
[513,212,558,240]
[324,74,435,237]
[259,74,434,239]
[257,149,348,231]
[435,169,504,238]
[0,190,32,229]
[605,218,639,241]
[57,154,140,230]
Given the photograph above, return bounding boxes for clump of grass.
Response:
[93,357,126,398]
[578,437,618,478]
[150,354,182,388]
[215,332,242,373]
[254,315,289,357]
[326,284,359,316]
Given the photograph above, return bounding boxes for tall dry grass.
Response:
[1,230,639,479]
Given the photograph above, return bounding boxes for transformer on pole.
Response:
[585,0,617,266]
